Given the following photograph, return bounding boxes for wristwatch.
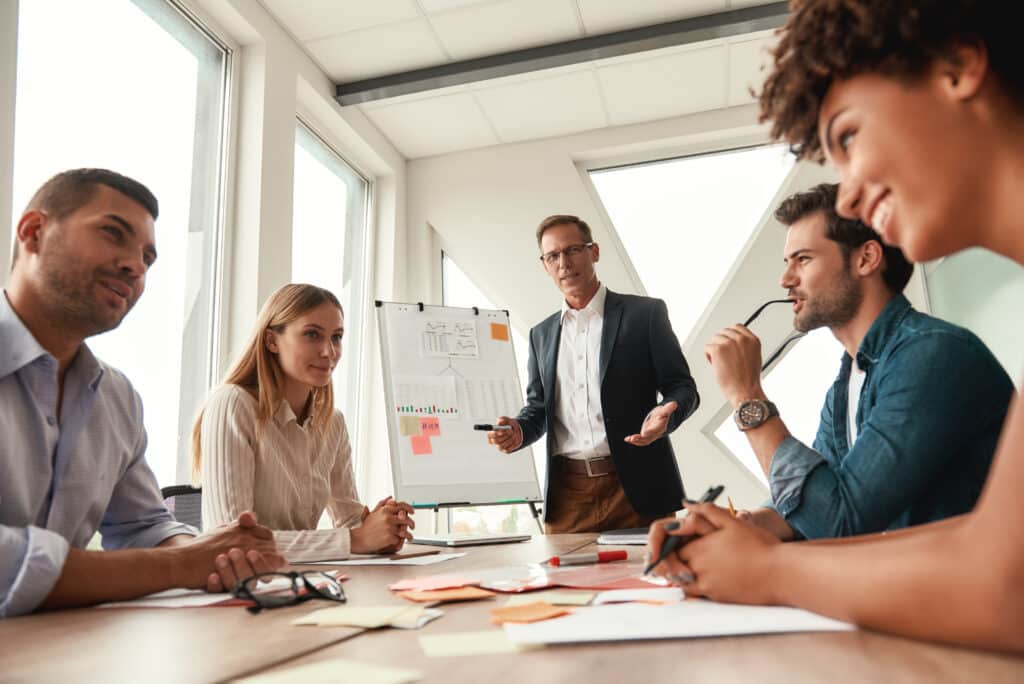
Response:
[734,399,779,431]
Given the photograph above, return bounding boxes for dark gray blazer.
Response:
[515,289,699,518]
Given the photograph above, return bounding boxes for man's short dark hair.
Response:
[13,168,159,264]
[775,183,914,293]
[759,0,1023,161]
[536,214,593,248]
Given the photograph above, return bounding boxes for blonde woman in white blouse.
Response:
[192,284,414,563]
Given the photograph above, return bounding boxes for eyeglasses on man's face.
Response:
[232,571,346,614]
[540,242,594,267]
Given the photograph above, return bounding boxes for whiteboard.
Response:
[376,301,542,508]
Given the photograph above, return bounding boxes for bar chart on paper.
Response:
[376,302,542,509]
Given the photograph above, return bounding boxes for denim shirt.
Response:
[0,293,194,617]
[769,294,1013,539]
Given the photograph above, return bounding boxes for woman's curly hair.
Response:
[758,0,1023,161]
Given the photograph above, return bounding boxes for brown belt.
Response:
[555,456,615,477]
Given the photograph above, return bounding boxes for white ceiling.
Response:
[259,0,781,158]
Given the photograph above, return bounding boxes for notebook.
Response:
[595,526,649,545]
[412,532,531,547]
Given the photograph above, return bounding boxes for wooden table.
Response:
[3,534,1023,683]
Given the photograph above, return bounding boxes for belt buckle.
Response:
[584,457,605,478]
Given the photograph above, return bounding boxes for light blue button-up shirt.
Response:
[0,292,194,617]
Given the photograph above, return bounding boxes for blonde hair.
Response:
[191,283,344,484]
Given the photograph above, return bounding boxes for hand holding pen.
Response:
[643,485,724,575]
[480,416,524,453]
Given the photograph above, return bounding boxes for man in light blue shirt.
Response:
[1,169,284,618]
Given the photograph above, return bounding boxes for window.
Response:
[441,252,544,534]
[12,0,228,487]
[713,328,844,486]
[589,145,794,345]
[291,121,370,423]
[590,144,825,485]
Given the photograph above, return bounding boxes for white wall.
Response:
[925,249,1024,384]
[408,104,785,508]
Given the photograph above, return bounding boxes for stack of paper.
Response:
[596,527,649,545]
[504,601,855,645]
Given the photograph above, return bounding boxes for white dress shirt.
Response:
[552,284,610,460]
[200,384,366,562]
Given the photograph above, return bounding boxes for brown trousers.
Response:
[543,461,664,534]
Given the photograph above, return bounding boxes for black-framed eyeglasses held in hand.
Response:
[741,298,806,372]
[232,571,346,614]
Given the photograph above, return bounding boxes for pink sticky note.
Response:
[411,435,432,455]
[420,417,441,437]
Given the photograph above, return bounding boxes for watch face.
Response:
[738,401,767,427]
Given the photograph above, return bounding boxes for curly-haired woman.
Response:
[648,0,1024,652]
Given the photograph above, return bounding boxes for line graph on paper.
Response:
[421,319,480,358]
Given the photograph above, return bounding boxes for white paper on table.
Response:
[97,588,231,609]
[419,630,541,657]
[96,577,303,609]
[313,552,466,566]
[592,588,683,605]
[504,601,855,645]
[391,607,444,630]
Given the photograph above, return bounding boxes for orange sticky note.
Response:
[489,601,571,625]
[399,586,496,603]
[420,417,440,437]
[389,576,472,592]
[410,435,432,455]
[490,323,509,341]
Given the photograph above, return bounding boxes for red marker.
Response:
[546,550,628,567]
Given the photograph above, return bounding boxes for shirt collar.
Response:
[0,290,104,388]
[560,283,607,323]
[855,293,913,370]
[0,290,54,380]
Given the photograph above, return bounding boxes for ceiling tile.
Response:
[578,0,726,35]
[726,32,776,106]
[429,0,581,61]
[597,45,728,125]
[361,94,500,158]
[474,70,607,143]
[418,0,497,12]
[307,19,449,82]
[260,0,421,42]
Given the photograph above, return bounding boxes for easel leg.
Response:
[528,502,544,535]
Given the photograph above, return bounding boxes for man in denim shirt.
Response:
[704,183,1012,540]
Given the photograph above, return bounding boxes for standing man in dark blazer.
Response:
[487,215,699,533]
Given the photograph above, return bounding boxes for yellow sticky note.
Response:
[490,323,509,341]
[291,605,412,628]
[505,591,594,607]
[399,416,421,436]
[418,630,540,657]
[235,658,421,684]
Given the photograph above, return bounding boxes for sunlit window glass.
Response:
[12,0,227,486]
[291,122,369,424]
